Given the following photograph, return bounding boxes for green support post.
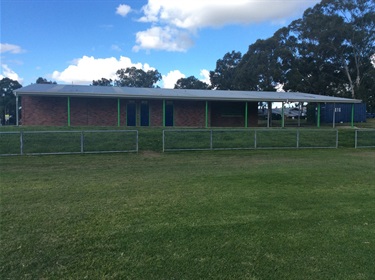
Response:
[245,102,248,128]
[205,101,209,128]
[67,96,71,127]
[351,103,355,128]
[16,95,19,126]
[162,99,166,127]
[317,103,321,128]
[117,98,121,127]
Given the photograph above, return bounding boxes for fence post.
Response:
[20,131,24,155]
[335,130,339,148]
[254,130,257,149]
[355,130,358,149]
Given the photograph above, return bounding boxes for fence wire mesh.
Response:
[355,129,375,148]
[0,130,138,156]
[163,129,339,152]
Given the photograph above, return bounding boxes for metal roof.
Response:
[15,84,362,103]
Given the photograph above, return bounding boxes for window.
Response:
[140,101,149,126]
[165,101,174,126]
[127,101,136,126]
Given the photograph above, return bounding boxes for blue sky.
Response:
[1,0,320,88]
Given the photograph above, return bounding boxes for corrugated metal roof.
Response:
[15,84,362,103]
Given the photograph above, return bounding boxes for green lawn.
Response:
[1,149,375,279]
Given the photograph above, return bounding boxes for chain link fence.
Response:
[2,128,373,155]
[355,129,375,148]
[162,129,339,152]
[0,130,138,156]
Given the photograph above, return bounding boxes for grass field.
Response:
[1,148,375,279]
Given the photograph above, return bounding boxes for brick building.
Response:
[15,84,362,127]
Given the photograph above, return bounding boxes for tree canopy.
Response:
[0,78,22,125]
[92,67,162,88]
[210,51,242,90]
[36,77,57,84]
[115,67,161,88]
[91,78,113,87]
[174,76,210,89]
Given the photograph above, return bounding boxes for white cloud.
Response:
[140,0,319,29]
[1,64,23,83]
[199,69,211,85]
[133,26,193,52]
[135,0,320,52]
[161,70,185,88]
[51,56,154,85]
[116,4,131,17]
[0,43,25,54]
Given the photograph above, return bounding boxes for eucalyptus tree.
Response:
[209,51,242,90]
[174,76,210,89]
[115,67,161,88]
[36,77,57,84]
[91,78,113,86]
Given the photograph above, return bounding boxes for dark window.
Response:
[165,101,174,126]
[140,101,149,126]
[127,101,136,126]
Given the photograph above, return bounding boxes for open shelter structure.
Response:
[15,84,362,128]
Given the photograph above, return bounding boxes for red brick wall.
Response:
[71,98,118,126]
[149,100,163,126]
[174,100,206,127]
[21,96,67,126]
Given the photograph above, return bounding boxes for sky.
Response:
[1,0,321,88]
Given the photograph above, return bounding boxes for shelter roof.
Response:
[16,84,362,103]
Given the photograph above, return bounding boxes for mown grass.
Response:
[1,149,375,279]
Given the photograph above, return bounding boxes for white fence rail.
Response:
[0,130,138,156]
[163,129,339,152]
[355,129,375,148]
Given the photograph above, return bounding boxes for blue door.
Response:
[127,101,136,126]
[140,101,149,126]
[165,101,173,126]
